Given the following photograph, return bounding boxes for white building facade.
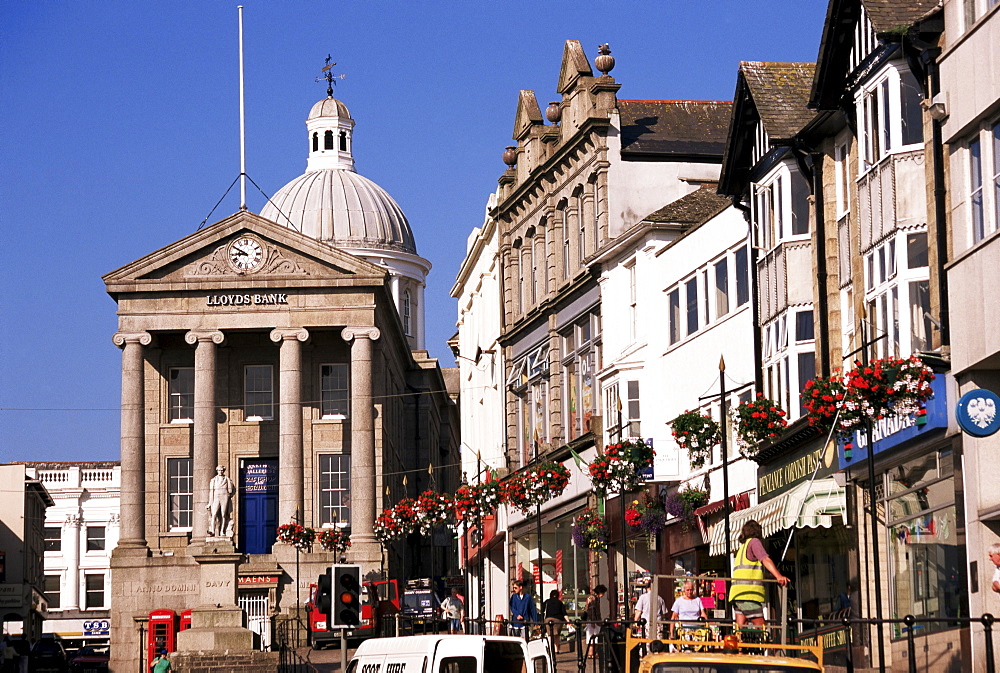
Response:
[29,463,119,648]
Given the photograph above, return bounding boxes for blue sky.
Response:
[1,1,827,461]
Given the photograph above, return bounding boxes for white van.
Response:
[347,635,554,673]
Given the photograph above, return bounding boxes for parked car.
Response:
[68,646,109,673]
[29,639,68,673]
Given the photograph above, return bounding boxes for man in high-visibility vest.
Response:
[728,519,790,626]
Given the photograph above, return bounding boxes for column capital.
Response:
[184,330,225,346]
[63,514,81,528]
[270,327,310,344]
[342,326,381,343]
[112,331,152,348]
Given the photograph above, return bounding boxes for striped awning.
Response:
[709,477,846,556]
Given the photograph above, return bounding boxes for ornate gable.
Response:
[512,90,544,141]
[104,210,387,297]
[555,40,593,94]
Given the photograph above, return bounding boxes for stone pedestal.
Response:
[175,543,257,653]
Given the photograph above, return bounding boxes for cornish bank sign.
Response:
[206,292,289,306]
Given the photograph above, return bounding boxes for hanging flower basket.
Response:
[663,487,709,530]
[669,410,720,469]
[414,490,454,534]
[454,480,502,521]
[276,523,315,550]
[589,440,654,497]
[624,491,669,536]
[316,528,351,554]
[732,395,788,455]
[804,356,935,439]
[802,374,848,431]
[373,498,419,543]
[500,462,571,513]
[571,506,609,553]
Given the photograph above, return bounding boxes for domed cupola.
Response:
[261,91,431,350]
[306,97,355,171]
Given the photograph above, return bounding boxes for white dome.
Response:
[261,168,417,254]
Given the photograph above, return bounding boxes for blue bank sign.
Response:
[838,375,948,469]
[956,388,1000,437]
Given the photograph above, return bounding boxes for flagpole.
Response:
[237,6,247,210]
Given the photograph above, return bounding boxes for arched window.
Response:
[402,290,412,336]
[324,130,334,150]
[339,131,348,151]
[312,133,319,152]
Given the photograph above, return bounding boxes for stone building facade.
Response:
[455,40,732,620]
[103,94,457,672]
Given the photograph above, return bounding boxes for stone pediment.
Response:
[103,210,388,296]
[555,40,593,94]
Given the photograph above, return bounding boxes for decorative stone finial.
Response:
[502,146,518,167]
[595,44,615,76]
[545,102,562,124]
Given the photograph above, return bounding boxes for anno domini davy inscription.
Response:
[124,582,198,594]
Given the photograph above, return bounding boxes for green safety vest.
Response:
[728,539,766,603]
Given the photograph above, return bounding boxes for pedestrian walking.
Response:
[440,588,466,634]
[509,580,538,636]
[542,589,568,653]
[989,542,1000,594]
[632,586,667,638]
[151,649,171,673]
[668,580,708,638]
[583,584,607,659]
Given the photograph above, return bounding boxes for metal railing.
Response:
[791,614,996,673]
[273,616,317,673]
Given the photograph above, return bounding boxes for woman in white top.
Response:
[669,580,708,638]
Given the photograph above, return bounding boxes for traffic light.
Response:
[332,564,362,628]
[317,570,333,628]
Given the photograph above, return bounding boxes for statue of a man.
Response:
[207,465,236,537]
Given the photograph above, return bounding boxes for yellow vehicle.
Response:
[626,630,824,673]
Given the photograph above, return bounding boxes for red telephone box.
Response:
[148,609,178,665]
[179,609,192,632]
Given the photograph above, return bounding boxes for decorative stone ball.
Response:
[502,146,517,167]
[545,102,562,124]
[595,44,615,76]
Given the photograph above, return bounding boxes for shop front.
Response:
[710,422,852,665]
[837,374,967,670]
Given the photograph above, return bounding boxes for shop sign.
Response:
[757,440,839,501]
[244,462,278,493]
[238,575,279,585]
[206,293,288,307]
[798,625,849,655]
[83,620,110,636]
[837,375,948,469]
[0,583,23,609]
[956,388,1000,437]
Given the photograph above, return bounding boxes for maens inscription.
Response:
[207,293,288,306]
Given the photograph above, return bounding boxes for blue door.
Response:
[240,460,278,554]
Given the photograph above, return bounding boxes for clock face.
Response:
[228,236,263,272]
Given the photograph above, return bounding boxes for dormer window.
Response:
[339,131,348,151]
[324,130,334,150]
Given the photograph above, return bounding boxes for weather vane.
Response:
[315,54,346,97]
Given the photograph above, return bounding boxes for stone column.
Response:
[63,514,81,609]
[185,330,225,541]
[416,283,426,351]
[112,331,151,551]
[342,327,380,562]
[270,328,309,526]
